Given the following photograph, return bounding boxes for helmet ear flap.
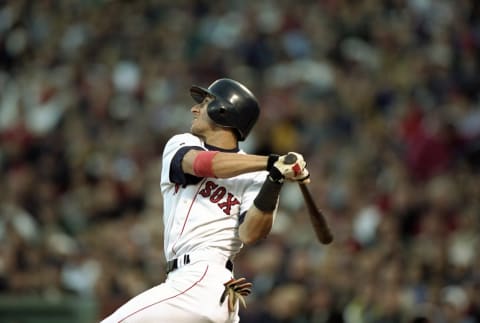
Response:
[207,101,233,124]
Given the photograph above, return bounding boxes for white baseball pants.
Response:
[100,258,239,323]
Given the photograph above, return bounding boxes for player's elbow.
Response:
[239,221,272,245]
[239,230,267,245]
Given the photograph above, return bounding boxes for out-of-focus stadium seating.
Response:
[1,1,479,322]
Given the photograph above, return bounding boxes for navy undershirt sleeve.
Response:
[238,211,248,225]
[169,146,205,186]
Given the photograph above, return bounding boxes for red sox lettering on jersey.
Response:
[199,180,240,215]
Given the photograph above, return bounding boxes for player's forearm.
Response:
[212,153,268,178]
[183,150,268,178]
[239,174,283,244]
[238,207,274,244]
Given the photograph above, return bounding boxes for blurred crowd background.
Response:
[1,0,480,322]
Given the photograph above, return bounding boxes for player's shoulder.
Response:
[166,133,203,147]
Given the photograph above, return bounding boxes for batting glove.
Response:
[220,277,252,313]
[272,152,306,179]
[285,167,311,184]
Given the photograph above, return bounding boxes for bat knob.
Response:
[284,153,297,164]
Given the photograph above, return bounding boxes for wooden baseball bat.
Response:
[283,153,333,244]
[298,183,333,244]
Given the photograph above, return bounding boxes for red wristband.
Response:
[193,151,219,178]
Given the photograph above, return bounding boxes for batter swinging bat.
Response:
[284,153,333,244]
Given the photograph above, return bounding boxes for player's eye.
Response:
[203,95,214,105]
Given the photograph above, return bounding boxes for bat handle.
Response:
[299,183,333,244]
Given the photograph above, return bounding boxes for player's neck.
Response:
[204,131,238,150]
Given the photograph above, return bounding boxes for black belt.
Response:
[166,254,234,274]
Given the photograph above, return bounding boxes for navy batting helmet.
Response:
[190,78,260,141]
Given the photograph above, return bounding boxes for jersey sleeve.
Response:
[161,133,205,187]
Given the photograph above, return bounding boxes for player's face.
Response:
[190,95,216,138]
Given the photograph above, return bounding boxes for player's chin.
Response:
[191,124,200,136]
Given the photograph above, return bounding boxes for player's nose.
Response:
[191,104,200,114]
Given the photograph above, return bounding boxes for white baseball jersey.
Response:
[160,132,269,261]
[101,133,273,323]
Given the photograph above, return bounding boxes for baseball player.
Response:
[101,78,309,323]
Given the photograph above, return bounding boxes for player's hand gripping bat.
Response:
[284,153,334,244]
